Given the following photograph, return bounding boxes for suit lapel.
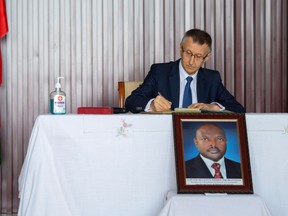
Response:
[193,155,213,178]
[196,68,208,103]
[169,60,181,109]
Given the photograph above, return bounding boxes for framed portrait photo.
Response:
[172,112,253,194]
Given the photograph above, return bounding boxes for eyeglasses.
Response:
[182,48,209,61]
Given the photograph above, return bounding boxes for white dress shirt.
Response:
[200,154,227,179]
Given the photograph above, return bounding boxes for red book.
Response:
[77,107,113,114]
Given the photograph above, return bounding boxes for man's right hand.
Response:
[150,95,172,111]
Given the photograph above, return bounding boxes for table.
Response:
[157,191,271,216]
[18,114,176,216]
[18,114,288,216]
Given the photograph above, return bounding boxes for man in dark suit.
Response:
[125,29,245,113]
[185,123,242,179]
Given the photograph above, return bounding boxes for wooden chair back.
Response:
[118,81,142,108]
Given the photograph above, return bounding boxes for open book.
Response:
[142,108,234,114]
[174,108,234,113]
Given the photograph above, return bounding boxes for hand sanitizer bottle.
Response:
[49,77,66,114]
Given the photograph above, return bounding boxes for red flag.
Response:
[0,0,8,86]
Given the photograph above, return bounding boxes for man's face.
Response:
[194,124,227,161]
[179,37,211,75]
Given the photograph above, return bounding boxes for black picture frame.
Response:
[172,112,253,194]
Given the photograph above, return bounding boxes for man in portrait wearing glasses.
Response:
[125,29,245,113]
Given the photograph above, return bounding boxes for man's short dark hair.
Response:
[181,29,212,51]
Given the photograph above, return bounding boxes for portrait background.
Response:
[183,121,240,163]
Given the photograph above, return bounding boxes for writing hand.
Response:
[150,95,172,111]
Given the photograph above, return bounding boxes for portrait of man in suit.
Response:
[185,123,242,179]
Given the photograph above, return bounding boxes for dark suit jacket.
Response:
[185,154,242,179]
[125,59,245,113]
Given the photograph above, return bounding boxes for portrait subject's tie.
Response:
[182,76,193,108]
[211,163,223,179]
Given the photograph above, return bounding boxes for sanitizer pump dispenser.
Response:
[49,77,66,114]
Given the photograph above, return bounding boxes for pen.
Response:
[158,92,162,96]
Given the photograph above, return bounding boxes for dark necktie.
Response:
[182,77,193,108]
[211,163,223,179]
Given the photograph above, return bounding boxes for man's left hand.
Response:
[188,103,221,110]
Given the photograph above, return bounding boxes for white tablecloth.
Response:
[157,191,271,216]
[18,114,176,216]
[18,113,288,216]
